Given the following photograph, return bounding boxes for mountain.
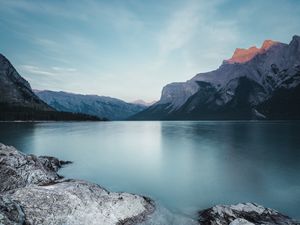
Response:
[0,54,101,121]
[131,99,156,107]
[35,90,147,120]
[132,35,300,120]
[0,54,53,111]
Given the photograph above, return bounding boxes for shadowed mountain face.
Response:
[0,54,101,121]
[132,35,300,120]
[0,54,53,111]
[35,90,147,120]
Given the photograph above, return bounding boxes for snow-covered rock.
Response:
[198,203,299,225]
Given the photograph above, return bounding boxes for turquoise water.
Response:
[0,121,299,219]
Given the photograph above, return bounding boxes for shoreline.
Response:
[0,143,299,225]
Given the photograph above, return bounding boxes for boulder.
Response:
[198,203,299,225]
[0,143,155,225]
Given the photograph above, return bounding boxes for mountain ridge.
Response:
[0,54,53,111]
[131,35,300,120]
[35,90,147,120]
[0,54,103,121]
[131,99,156,106]
[224,39,279,64]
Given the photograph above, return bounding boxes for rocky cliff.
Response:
[0,54,53,111]
[132,35,300,120]
[0,54,103,121]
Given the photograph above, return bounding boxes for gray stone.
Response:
[0,143,64,192]
[198,203,300,225]
[0,196,25,225]
[0,143,155,225]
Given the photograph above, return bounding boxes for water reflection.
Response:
[0,121,299,219]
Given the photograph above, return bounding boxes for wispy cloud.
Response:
[21,65,57,76]
[158,0,202,56]
[52,67,77,72]
[156,0,239,73]
[21,65,77,76]
[1,0,299,101]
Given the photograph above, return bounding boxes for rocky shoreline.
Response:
[0,143,299,225]
[199,203,299,225]
[0,143,155,225]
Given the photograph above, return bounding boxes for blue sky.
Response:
[1,0,300,102]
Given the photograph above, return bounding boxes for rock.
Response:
[198,203,300,225]
[229,218,255,225]
[132,35,300,120]
[0,54,104,121]
[0,196,25,225]
[0,143,63,192]
[0,143,155,225]
[224,40,279,64]
[4,180,154,225]
[0,53,52,111]
[1,143,299,225]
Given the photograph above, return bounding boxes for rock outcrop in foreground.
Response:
[199,203,299,225]
[0,143,299,225]
[0,143,155,225]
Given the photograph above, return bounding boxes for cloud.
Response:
[19,64,84,93]
[21,65,57,76]
[21,65,77,76]
[158,0,202,56]
[156,0,240,73]
[1,0,299,102]
[52,67,77,72]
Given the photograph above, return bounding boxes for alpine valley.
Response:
[35,90,147,120]
[132,35,300,120]
[0,54,145,121]
[0,54,101,121]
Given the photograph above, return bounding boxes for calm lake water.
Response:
[0,121,299,220]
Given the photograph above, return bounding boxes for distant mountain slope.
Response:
[36,90,147,120]
[0,54,102,121]
[132,35,300,120]
[131,100,156,107]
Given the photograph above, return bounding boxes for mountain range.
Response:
[1,35,299,121]
[131,100,157,107]
[132,35,300,120]
[0,54,101,121]
[35,90,146,120]
[0,53,146,121]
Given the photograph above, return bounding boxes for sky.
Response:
[0,0,300,102]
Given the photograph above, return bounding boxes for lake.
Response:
[0,121,299,221]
